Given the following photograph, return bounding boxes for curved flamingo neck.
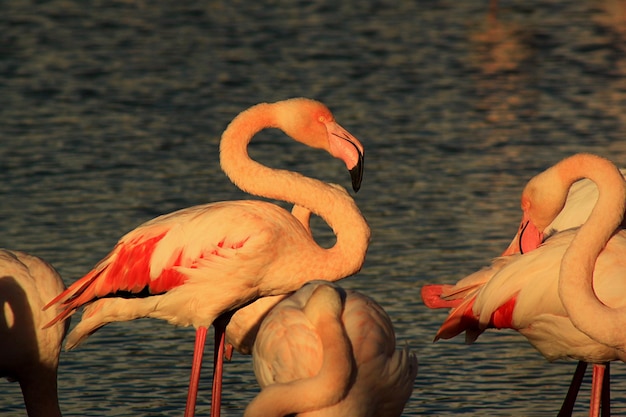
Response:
[219,102,370,278]
[556,154,626,348]
[244,285,353,417]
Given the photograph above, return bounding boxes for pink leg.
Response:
[225,343,234,361]
[558,361,587,417]
[211,321,227,417]
[600,362,610,417]
[185,326,208,417]
[589,364,606,417]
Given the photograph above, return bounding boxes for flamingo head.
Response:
[501,162,571,256]
[501,211,544,256]
[276,98,365,192]
[522,159,579,232]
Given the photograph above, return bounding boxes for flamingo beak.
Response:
[325,121,365,192]
[501,213,544,256]
[350,153,364,192]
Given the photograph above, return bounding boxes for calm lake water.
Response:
[2,0,626,416]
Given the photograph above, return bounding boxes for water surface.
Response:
[2,0,626,415]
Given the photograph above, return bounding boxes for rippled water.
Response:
[2,0,626,416]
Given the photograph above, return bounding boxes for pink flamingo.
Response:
[44,98,371,417]
[430,154,626,417]
[245,280,417,417]
[1,249,68,417]
[420,167,626,416]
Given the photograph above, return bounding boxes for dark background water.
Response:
[2,0,626,415]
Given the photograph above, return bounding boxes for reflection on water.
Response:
[2,0,626,416]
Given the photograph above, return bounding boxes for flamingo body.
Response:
[52,200,325,346]
[45,98,370,417]
[1,249,68,417]
[422,169,626,329]
[249,281,417,417]
[429,154,626,417]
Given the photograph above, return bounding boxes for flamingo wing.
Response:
[434,248,560,342]
[472,234,569,329]
[46,200,313,327]
[420,284,462,308]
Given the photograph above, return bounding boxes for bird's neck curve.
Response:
[557,154,626,348]
[219,102,370,278]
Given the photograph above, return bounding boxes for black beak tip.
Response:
[349,157,364,192]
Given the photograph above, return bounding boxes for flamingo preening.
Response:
[246,280,417,417]
[44,98,371,417]
[421,162,626,416]
[424,154,626,417]
[420,171,626,311]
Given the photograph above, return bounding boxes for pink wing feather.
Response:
[44,202,269,328]
[44,230,190,327]
[44,200,308,328]
[420,284,463,309]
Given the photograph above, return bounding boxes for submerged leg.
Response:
[600,362,610,417]
[185,326,208,417]
[210,321,227,417]
[557,361,587,417]
[589,363,606,417]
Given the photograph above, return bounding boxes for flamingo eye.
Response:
[318,116,327,123]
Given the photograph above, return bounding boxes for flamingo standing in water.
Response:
[420,166,626,416]
[1,249,68,417]
[44,98,371,417]
[428,154,626,417]
[245,280,417,417]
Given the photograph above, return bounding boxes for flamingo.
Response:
[43,98,371,417]
[245,280,418,417]
[430,154,626,417]
[1,249,68,417]
[420,167,626,415]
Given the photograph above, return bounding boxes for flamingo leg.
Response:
[600,362,610,417]
[210,321,227,417]
[225,343,234,361]
[557,361,587,417]
[185,326,208,417]
[589,363,606,417]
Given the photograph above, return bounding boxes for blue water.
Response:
[2,0,626,415]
